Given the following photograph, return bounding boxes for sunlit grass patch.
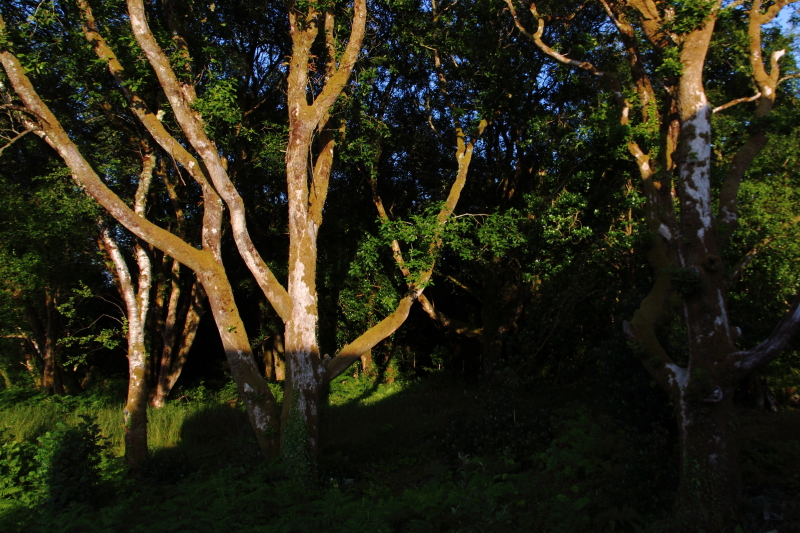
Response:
[0,393,124,454]
[326,373,412,407]
[0,387,257,461]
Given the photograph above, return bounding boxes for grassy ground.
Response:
[0,372,798,532]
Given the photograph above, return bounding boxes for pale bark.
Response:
[99,225,150,469]
[4,0,431,462]
[125,0,292,321]
[716,0,798,243]
[509,1,800,529]
[0,34,282,457]
[96,146,155,470]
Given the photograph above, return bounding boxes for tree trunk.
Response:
[100,225,151,470]
[42,292,61,393]
[360,349,372,372]
[151,275,205,407]
[3,0,416,464]
[263,343,276,381]
[124,328,150,469]
[673,389,740,531]
[500,1,800,528]
[273,332,286,381]
[201,272,281,456]
[282,116,324,464]
[150,260,181,407]
[0,366,11,389]
[98,147,156,470]
[739,372,779,412]
[0,21,284,457]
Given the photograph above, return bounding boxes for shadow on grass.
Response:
[318,372,557,480]
[143,402,261,483]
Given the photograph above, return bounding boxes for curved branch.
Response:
[0,47,215,275]
[324,293,419,381]
[311,0,367,121]
[126,0,293,321]
[76,0,223,262]
[734,294,800,374]
[505,0,606,77]
[717,0,793,243]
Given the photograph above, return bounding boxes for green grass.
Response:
[0,394,125,454]
[0,387,258,461]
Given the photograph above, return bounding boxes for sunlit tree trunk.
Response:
[98,146,155,470]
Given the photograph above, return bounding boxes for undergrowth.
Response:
[0,375,797,532]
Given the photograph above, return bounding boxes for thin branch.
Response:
[0,127,32,156]
[724,0,747,10]
[504,0,606,77]
[713,92,761,113]
[125,0,292,320]
[444,275,482,303]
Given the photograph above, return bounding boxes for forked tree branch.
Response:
[717,0,796,244]
[0,47,215,275]
[367,171,482,339]
[0,127,31,156]
[126,0,293,321]
[76,0,224,263]
[326,32,488,379]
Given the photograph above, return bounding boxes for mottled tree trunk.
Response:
[99,146,156,470]
[201,271,281,456]
[3,0,418,465]
[100,227,151,469]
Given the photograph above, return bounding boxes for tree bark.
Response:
[97,145,156,470]
[2,0,430,464]
[2,8,286,455]
[508,1,800,529]
[673,389,741,530]
[99,225,150,470]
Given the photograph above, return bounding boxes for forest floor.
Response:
[0,372,798,532]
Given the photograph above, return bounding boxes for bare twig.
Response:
[713,92,761,114]
[0,127,32,156]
